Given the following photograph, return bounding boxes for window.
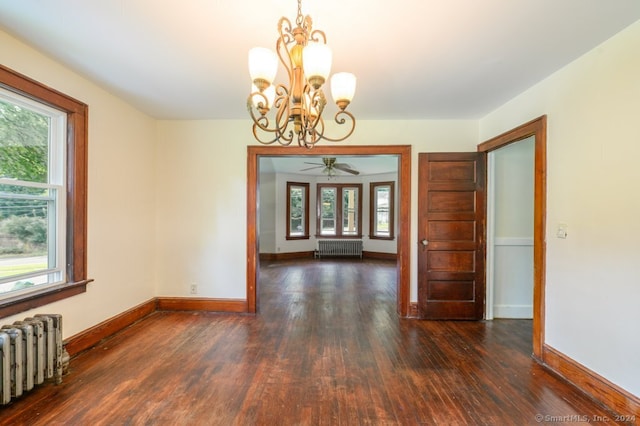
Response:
[370,181,395,240]
[286,182,309,239]
[0,64,89,317]
[317,184,362,238]
[0,88,66,295]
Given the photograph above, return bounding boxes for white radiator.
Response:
[317,240,363,259]
[0,314,68,405]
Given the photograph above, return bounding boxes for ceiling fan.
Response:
[300,157,360,176]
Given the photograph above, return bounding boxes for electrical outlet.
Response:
[190,283,198,294]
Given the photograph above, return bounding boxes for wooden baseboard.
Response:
[542,344,640,419]
[156,297,247,313]
[261,251,397,261]
[408,302,419,318]
[363,251,397,261]
[260,251,314,261]
[64,297,248,357]
[64,299,156,356]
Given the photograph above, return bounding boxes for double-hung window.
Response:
[369,181,395,240]
[0,65,89,317]
[317,184,362,238]
[0,89,66,295]
[286,182,309,239]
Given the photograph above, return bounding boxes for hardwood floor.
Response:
[0,259,625,425]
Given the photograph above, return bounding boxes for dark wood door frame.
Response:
[477,115,547,360]
[247,145,412,317]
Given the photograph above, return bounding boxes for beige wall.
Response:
[0,31,158,337]
[480,21,640,396]
[155,120,478,301]
[258,171,277,253]
[155,120,249,298]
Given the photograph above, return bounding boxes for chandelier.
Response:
[247,0,356,148]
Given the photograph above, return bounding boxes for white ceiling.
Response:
[1,1,639,121]
[261,155,398,177]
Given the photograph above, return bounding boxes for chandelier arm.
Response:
[300,88,326,133]
[274,88,294,142]
[277,17,294,44]
[247,86,296,146]
[251,125,282,145]
[301,15,313,36]
[246,89,280,133]
[250,117,296,146]
[308,29,326,44]
[276,18,295,84]
[247,92,271,125]
[313,110,356,143]
[250,116,291,145]
[298,130,318,149]
[299,117,323,148]
[301,139,317,149]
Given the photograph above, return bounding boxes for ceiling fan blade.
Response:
[333,164,360,175]
[303,162,324,166]
[300,165,323,171]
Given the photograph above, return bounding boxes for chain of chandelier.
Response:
[247,0,356,148]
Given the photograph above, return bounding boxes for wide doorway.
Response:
[246,145,411,317]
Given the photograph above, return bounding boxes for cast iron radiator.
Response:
[0,314,69,404]
[317,240,363,259]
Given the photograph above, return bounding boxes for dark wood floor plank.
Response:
[0,258,628,425]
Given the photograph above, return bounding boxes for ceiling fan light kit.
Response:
[247,0,356,148]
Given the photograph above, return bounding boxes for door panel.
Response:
[428,221,475,241]
[418,152,486,320]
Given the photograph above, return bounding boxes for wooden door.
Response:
[418,152,486,320]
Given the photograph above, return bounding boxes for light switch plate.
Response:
[557,223,568,239]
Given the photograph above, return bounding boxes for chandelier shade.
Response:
[330,72,356,105]
[248,47,278,88]
[246,0,356,148]
[303,42,332,88]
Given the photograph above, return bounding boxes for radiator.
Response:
[317,240,363,259]
[0,314,69,405]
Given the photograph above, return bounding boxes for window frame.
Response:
[0,64,90,318]
[316,183,363,238]
[369,181,395,240]
[0,89,67,294]
[285,181,309,240]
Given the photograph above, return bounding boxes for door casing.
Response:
[246,145,412,317]
[478,115,547,359]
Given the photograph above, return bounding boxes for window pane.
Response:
[0,184,59,294]
[342,188,358,235]
[375,186,391,237]
[0,99,49,183]
[290,218,302,234]
[321,187,336,235]
[289,186,304,236]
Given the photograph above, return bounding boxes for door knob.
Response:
[421,239,428,246]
